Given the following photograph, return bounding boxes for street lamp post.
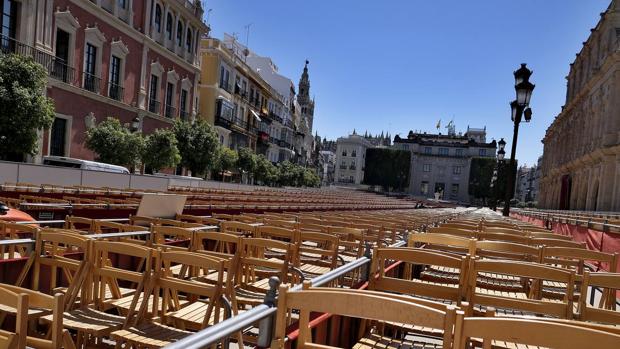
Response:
[490,138,505,212]
[503,64,535,217]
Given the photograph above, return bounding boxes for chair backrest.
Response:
[256,226,298,244]
[542,246,618,280]
[474,240,542,262]
[0,222,38,260]
[429,226,477,238]
[478,232,531,245]
[64,215,97,233]
[455,316,620,349]
[237,238,294,286]
[532,238,586,249]
[91,241,153,320]
[441,222,479,232]
[158,251,226,328]
[578,271,620,325]
[371,247,467,304]
[483,226,527,236]
[221,221,257,237]
[193,231,241,257]
[0,284,72,349]
[262,218,297,229]
[0,286,28,349]
[408,232,475,255]
[150,225,192,251]
[129,215,160,227]
[297,231,339,270]
[273,287,457,349]
[530,232,573,240]
[467,259,575,318]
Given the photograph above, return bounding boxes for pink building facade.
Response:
[0,0,207,161]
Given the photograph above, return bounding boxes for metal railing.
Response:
[1,34,76,85]
[149,99,161,114]
[165,239,406,348]
[80,72,101,94]
[165,104,177,118]
[107,82,124,101]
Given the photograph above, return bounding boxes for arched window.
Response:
[186,28,192,52]
[154,4,162,32]
[166,13,173,40]
[176,20,183,47]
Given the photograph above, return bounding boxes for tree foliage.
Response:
[237,147,257,174]
[0,54,55,160]
[469,157,516,206]
[363,148,411,191]
[173,119,219,177]
[142,129,181,172]
[302,168,321,187]
[254,154,278,186]
[85,117,144,168]
[214,147,238,176]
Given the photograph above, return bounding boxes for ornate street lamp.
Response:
[503,64,535,216]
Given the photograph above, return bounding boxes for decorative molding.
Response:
[110,39,130,57]
[150,60,165,76]
[166,69,180,84]
[181,77,192,90]
[54,8,80,32]
[84,25,107,45]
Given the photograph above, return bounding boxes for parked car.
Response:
[42,156,130,174]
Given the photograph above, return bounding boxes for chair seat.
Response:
[111,322,192,348]
[354,333,443,349]
[165,300,228,331]
[0,303,50,318]
[40,306,125,335]
[106,294,188,316]
[299,263,332,277]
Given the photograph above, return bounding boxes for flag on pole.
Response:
[436,119,441,130]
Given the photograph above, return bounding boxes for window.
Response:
[424,147,432,154]
[165,82,174,118]
[451,184,459,196]
[84,43,98,92]
[342,150,347,157]
[149,75,159,113]
[423,164,431,172]
[166,13,173,40]
[219,135,224,145]
[455,148,464,157]
[180,89,188,120]
[479,149,487,157]
[154,4,162,32]
[53,29,70,82]
[1,0,17,50]
[351,150,357,157]
[186,27,192,52]
[176,20,183,47]
[420,181,429,195]
[219,66,230,91]
[108,55,122,100]
[438,148,449,156]
[118,0,127,9]
[50,117,67,156]
[453,166,462,175]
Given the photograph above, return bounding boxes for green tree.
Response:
[255,154,277,186]
[0,54,55,161]
[302,168,321,187]
[85,117,144,169]
[142,129,181,173]
[173,119,219,177]
[469,157,516,206]
[276,161,300,187]
[237,147,257,182]
[213,147,238,179]
[363,148,411,192]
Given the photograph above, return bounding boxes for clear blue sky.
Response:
[206,0,610,166]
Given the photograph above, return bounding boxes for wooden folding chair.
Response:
[532,238,587,249]
[111,251,228,348]
[296,231,339,279]
[429,226,477,238]
[64,216,98,234]
[578,271,620,326]
[0,222,37,260]
[271,286,458,349]
[221,221,258,237]
[466,259,575,318]
[454,315,620,349]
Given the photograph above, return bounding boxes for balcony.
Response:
[81,72,102,94]
[148,99,161,114]
[219,81,232,93]
[107,83,124,102]
[284,119,295,129]
[165,104,177,118]
[270,112,283,124]
[1,34,77,85]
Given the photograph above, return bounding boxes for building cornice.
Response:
[69,0,200,74]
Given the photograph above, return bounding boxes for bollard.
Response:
[257,276,281,348]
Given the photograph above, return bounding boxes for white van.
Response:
[42,156,130,174]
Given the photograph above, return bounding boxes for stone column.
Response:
[597,155,616,211]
